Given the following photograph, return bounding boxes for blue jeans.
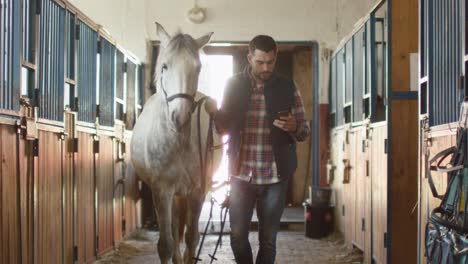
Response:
[229,177,289,264]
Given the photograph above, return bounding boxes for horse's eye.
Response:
[162,64,168,71]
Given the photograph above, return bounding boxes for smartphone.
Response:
[277,110,290,119]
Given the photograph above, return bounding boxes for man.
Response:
[206,35,310,264]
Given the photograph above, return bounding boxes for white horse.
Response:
[130,24,220,263]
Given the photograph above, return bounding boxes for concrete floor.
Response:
[198,201,305,232]
[95,202,362,263]
[94,229,363,264]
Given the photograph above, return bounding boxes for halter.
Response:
[160,67,198,113]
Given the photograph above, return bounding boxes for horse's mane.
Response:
[165,33,199,58]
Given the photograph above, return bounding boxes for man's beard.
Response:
[254,71,272,82]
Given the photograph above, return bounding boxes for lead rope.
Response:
[193,96,214,263]
[192,97,230,263]
[194,197,215,263]
[209,202,229,263]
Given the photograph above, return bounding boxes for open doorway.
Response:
[197,54,233,203]
[200,43,316,206]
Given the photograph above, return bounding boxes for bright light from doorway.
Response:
[198,54,232,106]
[198,54,232,203]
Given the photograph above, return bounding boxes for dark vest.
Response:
[218,68,298,180]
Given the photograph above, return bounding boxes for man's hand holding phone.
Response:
[273,110,297,132]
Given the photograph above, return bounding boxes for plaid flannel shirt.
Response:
[234,79,310,185]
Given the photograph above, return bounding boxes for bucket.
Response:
[312,187,332,206]
[304,203,334,238]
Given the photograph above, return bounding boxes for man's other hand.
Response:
[273,113,297,132]
[204,97,218,115]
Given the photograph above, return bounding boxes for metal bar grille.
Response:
[0,0,20,111]
[125,60,136,129]
[37,0,64,121]
[136,64,145,118]
[330,17,381,125]
[353,26,366,122]
[421,0,428,77]
[76,20,97,123]
[344,40,353,123]
[21,0,34,63]
[336,49,344,126]
[330,58,337,111]
[427,0,464,126]
[65,11,75,80]
[115,50,124,121]
[345,41,353,105]
[98,38,115,127]
[138,64,144,107]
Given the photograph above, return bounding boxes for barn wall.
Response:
[68,0,147,60]
[0,122,141,264]
[0,0,143,262]
[336,0,380,43]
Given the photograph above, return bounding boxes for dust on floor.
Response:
[95,229,363,264]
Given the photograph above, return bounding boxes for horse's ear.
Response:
[195,32,213,49]
[155,22,170,47]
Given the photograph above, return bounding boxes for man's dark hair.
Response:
[248,35,277,54]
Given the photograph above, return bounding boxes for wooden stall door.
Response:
[114,138,125,242]
[371,124,388,264]
[0,124,21,263]
[35,129,64,264]
[330,130,347,235]
[75,131,96,263]
[19,128,34,264]
[353,127,367,250]
[112,133,140,242]
[420,132,454,264]
[97,136,115,255]
[63,112,76,264]
[343,129,357,247]
[124,135,139,234]
[364,126,372,264]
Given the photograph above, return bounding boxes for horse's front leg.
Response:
[153,188,175,264]
[171,196,185,264]
[183,190,204,264]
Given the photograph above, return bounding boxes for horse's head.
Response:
[155,23,213,131]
